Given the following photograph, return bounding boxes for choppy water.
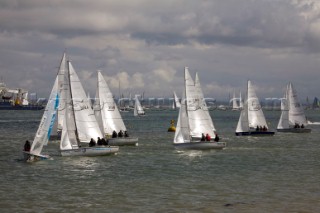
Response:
[0,109,320,213]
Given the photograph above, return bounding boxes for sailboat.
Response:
[60,61,118,156]
[93,71,138,146]
[231,90,240,110]
[239,91,243,109]
[173,91,181,109]
[24,75,60,162]
[50,53,68,140]
[277,83,311,133]
[235,80,275,136]
[133,95,145,116]
[173,67,226,150]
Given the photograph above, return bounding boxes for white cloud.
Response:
[152,68,176,82]
[0,0,320,100]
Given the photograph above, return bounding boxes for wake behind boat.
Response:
[173,67,226,150]
[235,80,275,136]
[277,83,311,133]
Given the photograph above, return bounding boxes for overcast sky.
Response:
[1,0,320,101]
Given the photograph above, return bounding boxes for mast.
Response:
[184,67,189,119]
[118,79,121,100]
[67,61,80,146]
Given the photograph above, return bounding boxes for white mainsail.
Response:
[277,86,289,129]
[133,95,145,116]
[239,91,243,109]
[57,53,68,132]
[186,68,215,138]
[60,85,79,150]
[232,90,239,110]
[95,71,126,135]
[68,61,103,142]
[247,80,268,129]
[236,94,249,133]
[287,82,308,126]
[173,91,181,108]
[60,61,80,150]
[30,76,59,156]
[173,92,190,144]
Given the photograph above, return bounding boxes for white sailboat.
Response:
[94,71,138,146]
[60,61,118,157]
[173,67,226,150]
[231,90,240,110]
[133,95,145,116]
[50,53,67,140]
[235,80,275,136]
[24,75,60,162]
[68,62,103,142]
[173,91,181,109]
[277,83,311,133]
[239,91,243,109]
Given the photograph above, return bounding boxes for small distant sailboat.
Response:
[231,90,240,110]
[239,91,243,109]
[172,91,181,109]
[60,61,118,157]
[93,71,138,146]
[24,75,60,162]
[133,95,145,116]
[277,83,311,133]
[235,80,275,136]
[173,67,226,150]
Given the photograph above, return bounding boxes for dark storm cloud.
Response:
[0,0,319,100]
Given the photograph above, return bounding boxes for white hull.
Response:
[174,142,226,150]
[23,151,50,162]
[108,137,138,146]
[60,146,119,157]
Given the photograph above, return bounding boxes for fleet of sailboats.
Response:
[59,61,119,156]
[24,53,119,161]
[23,52,318,161]
[235,80,275,136]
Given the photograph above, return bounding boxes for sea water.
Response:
[0,109,319,213]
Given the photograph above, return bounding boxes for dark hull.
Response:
[174,141,226,150]
[235,131,275,136]
[277,128,311,133]
[0,103,44,110]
